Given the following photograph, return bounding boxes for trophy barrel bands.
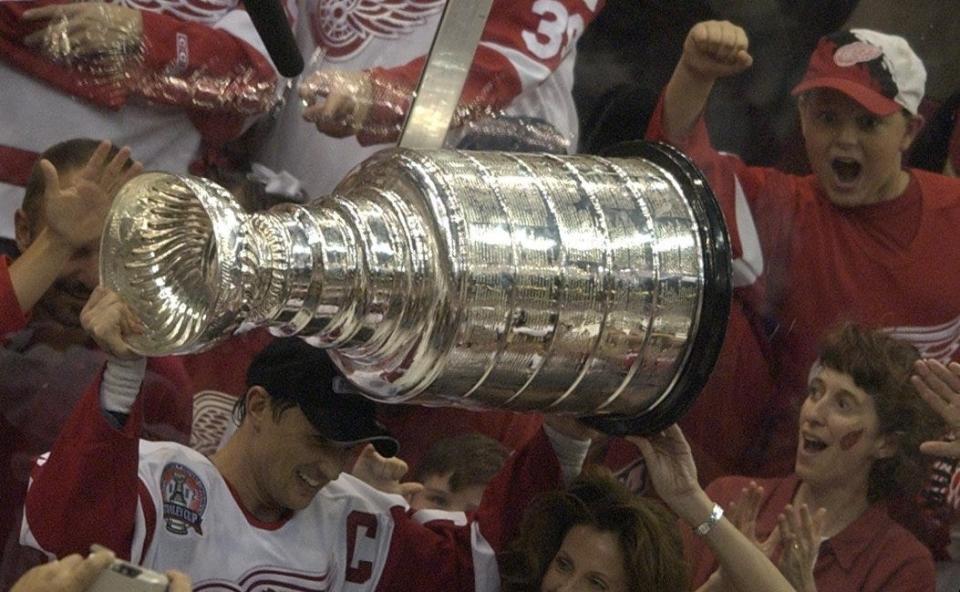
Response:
[334,148,730,435]
[99,145,730,434]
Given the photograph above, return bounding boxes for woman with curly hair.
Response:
[501,426,807,592]
[500,467,688,592]
[687,323,944,591]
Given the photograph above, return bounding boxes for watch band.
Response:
[694,503,724,536]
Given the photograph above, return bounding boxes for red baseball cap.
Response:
[792,29,926,116]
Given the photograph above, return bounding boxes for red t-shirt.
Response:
[0,257,28,338]
[646,97,960,478]
[685,475,936,591]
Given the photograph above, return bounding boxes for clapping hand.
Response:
[912,360,960,458]
[778,504,826,592]
[728,481,781,559]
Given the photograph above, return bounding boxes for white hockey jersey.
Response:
[0,0,283,237]
[21,377,561,591]
[257,0,603,198]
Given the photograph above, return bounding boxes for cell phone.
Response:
[86,546,169,592]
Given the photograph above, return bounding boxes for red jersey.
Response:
[685,475,936,592]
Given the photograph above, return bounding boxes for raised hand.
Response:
[79,286,144,360]
[42,140,142,251]
[300,70,376,139]
[728,481,780,559]
[680,20,753,81]
[351,443,423,502]
[23,3,143,59]
[778,504,826,592]
[912,359,960,458]
[628,425,699,500]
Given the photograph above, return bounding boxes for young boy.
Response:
[649,21,960,478]
[409,433,508,513]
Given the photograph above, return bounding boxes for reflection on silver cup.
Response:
[100,144,730,434]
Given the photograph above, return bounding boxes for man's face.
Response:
[800,90,920,208]
[409,472,486,513]
[254,401,353,513]
[16,168,100,328]
[794,366,894,493]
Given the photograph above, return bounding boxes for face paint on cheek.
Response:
[839,429,864,451]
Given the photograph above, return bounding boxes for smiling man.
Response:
[648,21,960,481]
[20,289,592,591]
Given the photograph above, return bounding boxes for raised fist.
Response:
[680,20,753,81]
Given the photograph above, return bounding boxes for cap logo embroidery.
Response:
[834,41,883,67]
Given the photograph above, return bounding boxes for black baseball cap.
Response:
[246,337,399,457]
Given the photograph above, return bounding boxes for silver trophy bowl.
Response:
[100,144,730,434]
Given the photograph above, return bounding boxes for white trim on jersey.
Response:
[212,8,268,59]
[886,314,960,362]
[0,180,20,239]
[470,521,500,592]
[410,507,469,526]
[478,41,552,92]
[730,174,764,288]
[19,460,55,563]
[132,484,152,566]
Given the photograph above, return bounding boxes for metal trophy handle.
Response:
[100,144,730,434]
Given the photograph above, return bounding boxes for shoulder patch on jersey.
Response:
[161,462,208,535]
[308,0,445,62]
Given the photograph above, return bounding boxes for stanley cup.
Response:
[100,143,730,434]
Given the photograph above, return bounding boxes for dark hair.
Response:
[232,337,398,456]
[818,323,942,502]
[22,138,124,230]
[412,433,508,492]
[500,468,687,592]
[232,384,298,425]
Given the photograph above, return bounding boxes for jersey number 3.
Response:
[522,0,594,60]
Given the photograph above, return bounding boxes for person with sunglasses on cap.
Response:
[19,286,596,591]
[646,20,960,483]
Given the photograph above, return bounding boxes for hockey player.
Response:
[0,0,284,237]
[20,287,593,591]
[0,140,192,577]
[258,0,603,197]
